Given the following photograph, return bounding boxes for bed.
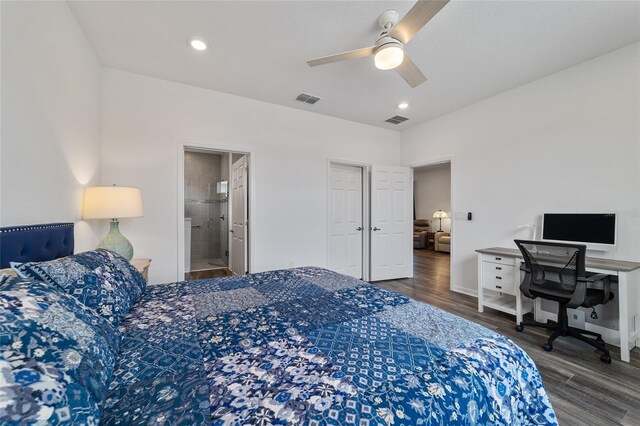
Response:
[0,224,557,425]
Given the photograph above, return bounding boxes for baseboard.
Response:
[451,285,477,298]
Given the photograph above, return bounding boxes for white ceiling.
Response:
[68,1,640,130]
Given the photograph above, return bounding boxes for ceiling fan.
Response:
[306,0,449,88]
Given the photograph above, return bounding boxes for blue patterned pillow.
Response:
[0,277,121,403]
[12,249,147,326]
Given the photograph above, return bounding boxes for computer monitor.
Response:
[541,213,617,251]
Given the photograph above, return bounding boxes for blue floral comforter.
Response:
[101,267,557,425]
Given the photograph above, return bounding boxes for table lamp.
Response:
[83,186,144,260]
[433,210,448,232]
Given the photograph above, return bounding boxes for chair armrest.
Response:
[580,273,609,283]
[516,262,531,297]
[435,232,450,242]
[579,273,613,304]
[566,281,588,308]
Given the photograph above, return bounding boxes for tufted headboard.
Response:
[0,223,74,268]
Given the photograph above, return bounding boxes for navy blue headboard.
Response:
[0,223,74,268]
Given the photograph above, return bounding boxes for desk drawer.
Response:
[484,254,516,266]
[482,263,516,295]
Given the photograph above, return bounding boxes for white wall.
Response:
[101,69,401,283]
[4,4,636,294]
[0,1,102,251]
[414,163,451,233]
[402,42,640,295]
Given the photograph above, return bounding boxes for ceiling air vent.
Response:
[295,93,321,105]
[385,115,409,124]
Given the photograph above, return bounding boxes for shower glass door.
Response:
[206,182,228,267]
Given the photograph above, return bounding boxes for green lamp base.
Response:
[97,219,134,260]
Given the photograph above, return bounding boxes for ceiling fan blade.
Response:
[396,53,427,88]
[389,0,449,44]
[306,46,375,67]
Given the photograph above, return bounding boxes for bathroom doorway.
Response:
[411,160,452,292]
[181,147,250,280]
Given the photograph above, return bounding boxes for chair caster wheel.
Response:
[600,353,612,364]
[543,343,553,352]
[515,325,524,332]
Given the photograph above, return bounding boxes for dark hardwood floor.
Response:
[375,249,640,426]
[185,268,233,280]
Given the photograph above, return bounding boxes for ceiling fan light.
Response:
[374,44,404,70]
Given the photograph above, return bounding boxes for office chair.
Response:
[514,240,614,363]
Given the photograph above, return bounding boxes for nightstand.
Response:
[131,258,151,282]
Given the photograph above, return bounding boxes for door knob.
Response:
[372,227,380,231]
[356,227,363,231]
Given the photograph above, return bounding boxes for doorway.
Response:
[181,147,249,280]
[412,161,452,290]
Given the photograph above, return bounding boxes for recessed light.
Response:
[398,102,409,109]
[189,37,208,51]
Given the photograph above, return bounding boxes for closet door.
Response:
[328,164,363,279]
[370,165,413,281]
[230,156,248,275]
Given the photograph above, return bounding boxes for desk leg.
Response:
[636,270,640,350]
[619,272,630,363]
[515,288,523,325]
[477,254,484,313]
[515,268,523,325]
[534,299,542,322]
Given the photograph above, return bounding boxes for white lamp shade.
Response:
[374,44,404,70]
[83,186,144,219]
[433,210,448,219]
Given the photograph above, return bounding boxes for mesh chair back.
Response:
[515,240,586,294]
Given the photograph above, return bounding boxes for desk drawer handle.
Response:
[495,276,502,280]
[495,257,502,261]
[495,285,502,289]
[496,266,502,270]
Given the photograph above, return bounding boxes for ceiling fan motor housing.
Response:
[377,9,400,30]
[375,36,404,53]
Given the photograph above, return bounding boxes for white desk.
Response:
[477,247,640,362]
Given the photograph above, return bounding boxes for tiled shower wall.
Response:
[185,151,226,263]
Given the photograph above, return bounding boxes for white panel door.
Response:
[328,164,363,279]
[230,156,248,275]
[370,165,413,281]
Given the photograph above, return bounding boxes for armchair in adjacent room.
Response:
[514,239,614,363]
[435,232,451,252]
[413,219,431,249]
